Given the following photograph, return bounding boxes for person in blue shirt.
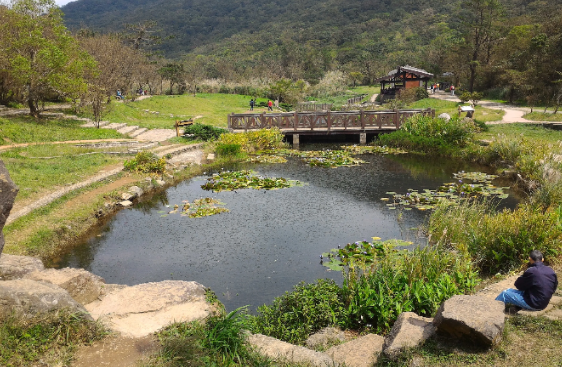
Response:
[496,250,558,311]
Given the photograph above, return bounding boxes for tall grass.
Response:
[377,115,479,154]
[428,201,562,273]
[0,310,107,366]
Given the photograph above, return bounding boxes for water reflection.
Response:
[54,153,520,312]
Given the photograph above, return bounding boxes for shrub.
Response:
[217,128,287,153]
[460,91,472,103]
[124,151,166,174]
[183,123,228,141]
[428,201,562,273]
[397,87,428,104]
[250,279,346,344]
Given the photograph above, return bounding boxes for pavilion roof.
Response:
[374,65,434,83]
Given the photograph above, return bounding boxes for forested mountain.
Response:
[60,0,562,105]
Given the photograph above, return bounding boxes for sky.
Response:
[55,0,75,6]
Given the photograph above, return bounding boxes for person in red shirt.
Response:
[267,100,273,111]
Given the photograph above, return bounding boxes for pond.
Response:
[53,151,521,311]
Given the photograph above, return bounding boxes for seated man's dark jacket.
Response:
[514,261,558,310]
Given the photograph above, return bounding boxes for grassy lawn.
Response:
[0,116,125,145]
[1,144,123,203]
[308,85,381,106]
[477,123,562,144]
[98,93,254,129]
[523,111,562,122]
[409,98,505,124]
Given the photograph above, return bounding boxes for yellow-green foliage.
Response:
[217,128,286,153]
[124,151,166,174]
[428,201,562,273]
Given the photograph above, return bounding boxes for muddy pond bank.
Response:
[51,152,521,311]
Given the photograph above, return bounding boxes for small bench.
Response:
[459,106,475,118]
[175,119,193,137]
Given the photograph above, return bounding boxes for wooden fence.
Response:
[228,108,435,133]
[296,102,333,112]
[346,94,368,105]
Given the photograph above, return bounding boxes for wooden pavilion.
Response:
[375,65,434,98]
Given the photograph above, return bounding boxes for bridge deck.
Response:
[228,109,434,135]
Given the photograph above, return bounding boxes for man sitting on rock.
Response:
[496,250,558,311]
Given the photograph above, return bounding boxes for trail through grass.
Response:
[409,99,505,124]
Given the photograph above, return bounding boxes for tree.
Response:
[0,0,93,117]
[348,72,364,88]
[158,63,186,94]
[458,0,504,92]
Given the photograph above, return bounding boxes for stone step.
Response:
[150,144,176,153]
[117,125,140,135]
[129,142,160,153]
[102,123,127,130]
[80,120,110,128]
[154,144,202,158]
[134,129,176,142]
[128,127,148,138]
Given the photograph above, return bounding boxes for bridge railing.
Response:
[228,108,434,132]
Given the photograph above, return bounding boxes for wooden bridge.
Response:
[228,108,435,145]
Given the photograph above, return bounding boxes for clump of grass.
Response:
[0,310,107,367]
[250,279,346,345]
[376,114,479,154]
[428,200,562,273]
[124,151,166,174]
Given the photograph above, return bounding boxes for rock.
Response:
[24,268,105,305]
[121,192,135,201]
[85,280,215,337]
[326,333,384,367]
[155,180,165,187]
[128,186,144,198]
[207,153,215,161]
[306,327,347,350]
[0,279,90,320]
[0,160,19,255]
[383,312,435,359]
[118,200,133,207]
[437,113,451,121]
[0,254,44,280]
[248,333,337,367]
[433,295,505,346]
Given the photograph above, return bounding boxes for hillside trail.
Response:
[428,90,542,124]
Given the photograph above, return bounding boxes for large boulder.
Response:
[433,295,505,346]
[326,334,384,367]
[85,280,216,337]
[0,160,19,255]
[0,278,90,320]
[305,327,347,350]
[0,254,44,280]
[24,268,105,305]
[248,333,337,367]
[383,312,435,359]
[438,113,451,121]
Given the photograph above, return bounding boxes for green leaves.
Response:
[201,170,303,191]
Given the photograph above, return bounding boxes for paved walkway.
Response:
[429,90,541,124]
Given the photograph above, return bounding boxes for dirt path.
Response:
[72,335,158,367]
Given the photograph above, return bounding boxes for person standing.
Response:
[451,85,455,96]
[496,250,558,311]
[267,100,273,111]
[250,99,255,111]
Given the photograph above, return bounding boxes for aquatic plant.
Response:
[201,170,302,191]
[343,145,408,155]
[381,171,509,211]
[124,151,166,174]
[320,237,411,272]
[246,155,287,164]
[160,197,229,218]
[290,150,366,167]
[216,128,287,153]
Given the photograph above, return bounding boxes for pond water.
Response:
[53,152,520,311]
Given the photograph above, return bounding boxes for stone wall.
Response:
[0,160,18,256]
